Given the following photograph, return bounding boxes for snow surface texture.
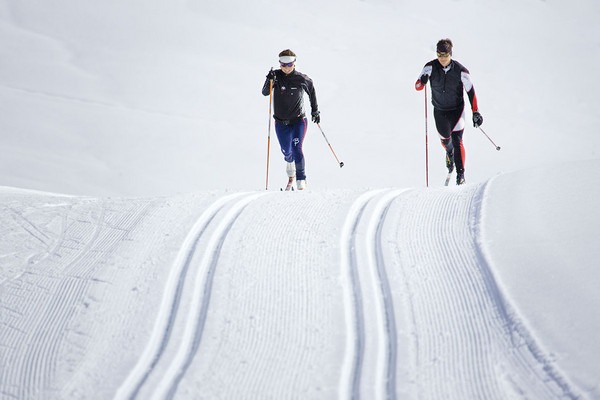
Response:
[1,0,600,398]
[2,167,599,399]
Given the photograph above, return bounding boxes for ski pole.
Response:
[316,123,344,168]
[265,71,274,190]
[478,126,501,151]
[424,86,429,187]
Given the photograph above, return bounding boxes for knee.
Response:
[292,138,303,151]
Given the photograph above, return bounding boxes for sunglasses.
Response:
[437,52,451,58]
[280,61,294,67]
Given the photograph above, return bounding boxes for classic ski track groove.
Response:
[186,190,344,399]
[365,189,407,400]
[388,183,581,399]
[115,192,257,400]
[339,189,407,400]
[149,192,267,400]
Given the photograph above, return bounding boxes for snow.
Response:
[1,0,600,398]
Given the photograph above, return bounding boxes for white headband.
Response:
[279,55,296,64]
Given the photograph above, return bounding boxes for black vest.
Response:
[429,60,468,111]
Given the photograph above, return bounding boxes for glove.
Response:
[415,75,428,91]
[472,111,483,128]
[311,111,320,124]
[266,69,276,81]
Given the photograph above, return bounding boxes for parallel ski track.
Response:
[339,189,407,400]
[154,191,267,399]
[184,190,347,399]
[365,189,408,400]
[115,192,259,399]
[115,191,266,400]
[389,183,582,399]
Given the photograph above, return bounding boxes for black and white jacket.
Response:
[415,59,478,113]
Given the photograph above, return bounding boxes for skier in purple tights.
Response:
[262,49,320,191]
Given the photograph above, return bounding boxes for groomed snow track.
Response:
[0,186,583,399]
[380,184,581,400]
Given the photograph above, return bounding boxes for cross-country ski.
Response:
[444,172,452,186]
[281,176,295,191]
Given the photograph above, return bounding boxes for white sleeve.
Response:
[461,71,473,92]
[419,65,433,79]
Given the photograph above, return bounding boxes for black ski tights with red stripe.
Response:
[434,108,465,174]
